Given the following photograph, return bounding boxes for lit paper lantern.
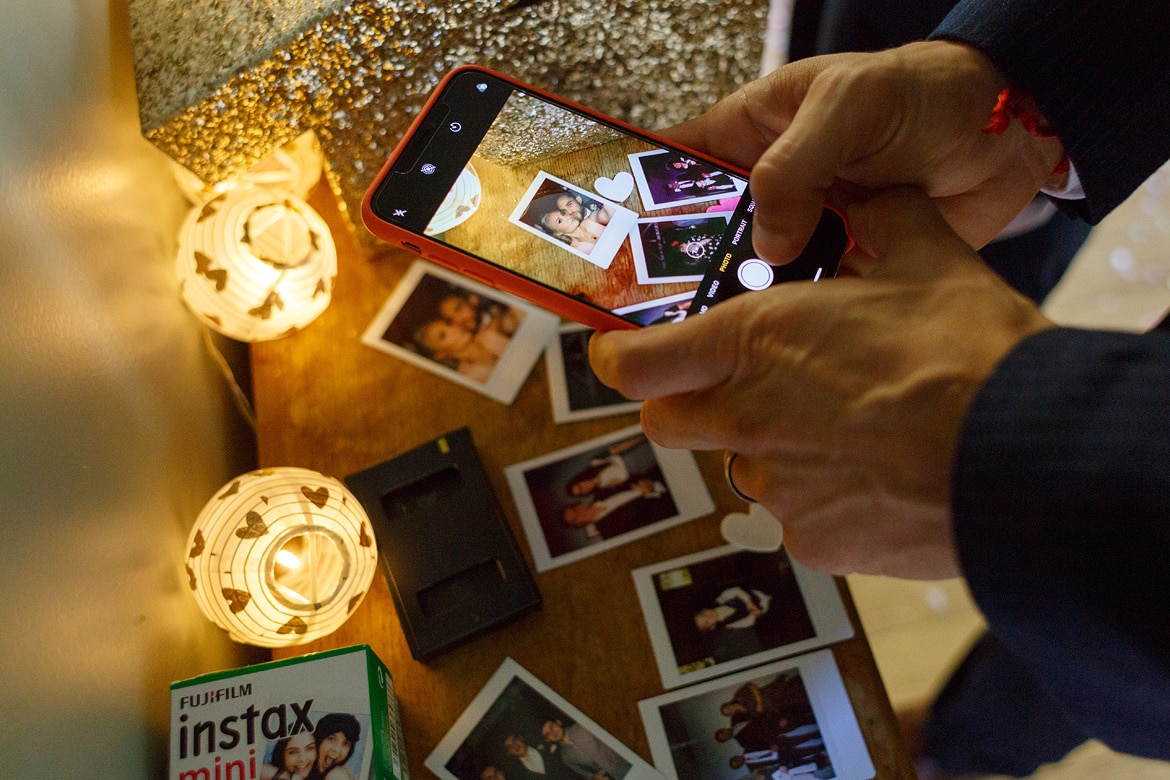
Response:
[185,467,377,647]
[177,186,336,341]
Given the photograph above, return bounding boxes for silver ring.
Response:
[723,450,756,504]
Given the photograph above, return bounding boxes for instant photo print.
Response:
[426,658,664,780]
[361,260,558,404]
[633,545,853,689]
[630,212,734,285]
[544,322,641,423]
[627,149,746,211]
[345,428,541,660]
[508,171,638,269]
[504,424,714,571]
[638,650,875,780]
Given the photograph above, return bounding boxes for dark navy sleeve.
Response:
[952,327,1170,758]
[929,0,1170,223]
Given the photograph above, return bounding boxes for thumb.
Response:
[845,188,977,281]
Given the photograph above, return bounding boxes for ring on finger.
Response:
[723,450,756,504]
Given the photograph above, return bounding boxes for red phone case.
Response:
[361,65,761,332]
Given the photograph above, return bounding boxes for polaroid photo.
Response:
[630,213,733,285]
[504,424,715,572]
[639,649,875,780]
[633,544,853,689]
[613,292,696,327]
[361,259,559,404]
[426,657,665,780]
[628,150,747,211]
[545,322,642,423]
[509,171,639,270]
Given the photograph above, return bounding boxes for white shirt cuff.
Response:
[1040,159,1085,200]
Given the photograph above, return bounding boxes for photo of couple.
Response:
[362,260,558,404]
[259,712,365,780]
[650,548,816,679]
[640,651,876,780]
[505,426,714,571]
[634,545,854,689]
[510,172,638,270]
[386,272,525,383]
[630,213,733,284]
[627,150,746,211]
[428,660,660,780]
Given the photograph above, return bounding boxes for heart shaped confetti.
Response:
[594,171,634,202]
[720,503,783,552]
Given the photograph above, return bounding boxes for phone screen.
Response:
[368,69,845,326]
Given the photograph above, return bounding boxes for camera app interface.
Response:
[372,71,749,325]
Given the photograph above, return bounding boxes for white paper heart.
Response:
[594,171,634,202]
[720,503,784,552]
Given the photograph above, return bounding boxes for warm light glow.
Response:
[176,187,337,342]
[275,549,302,569]
[184,467,376,647]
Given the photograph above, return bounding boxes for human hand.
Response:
[589,189,1053,579]
[664,40,1067,263]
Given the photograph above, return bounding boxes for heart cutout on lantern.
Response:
[277,616,308,635]
[189,529,205,558]
[302,486,329,508]
[235,510,268,539]
[222,587,252,613]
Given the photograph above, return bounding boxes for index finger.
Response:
[658,56,842,170]
[588,301,748,400]
[749,68,874,264]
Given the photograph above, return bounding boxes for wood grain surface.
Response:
[259,183,915,779]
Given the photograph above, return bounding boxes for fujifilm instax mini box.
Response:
[171,645,409,780]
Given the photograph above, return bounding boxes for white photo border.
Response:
[612,291,696,327]
[638,649,876,780]
[633,544,853,689]
[425,657,665,780]
[508,171,638,270]
[627,150,747,211]
[504,423,714,572]
[360,259,558,404]
[629,212,732,285]
[545,322,642,423]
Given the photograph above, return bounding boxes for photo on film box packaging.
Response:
[170,644,409,780]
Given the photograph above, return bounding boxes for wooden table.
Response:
[261,182,915,779]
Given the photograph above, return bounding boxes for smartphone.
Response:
[362,65,851,330]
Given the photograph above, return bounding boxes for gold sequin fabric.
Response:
[130,0,768,241]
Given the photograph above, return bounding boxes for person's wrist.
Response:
[930,39,1069,186]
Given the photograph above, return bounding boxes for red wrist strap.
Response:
[984,87,1070,175]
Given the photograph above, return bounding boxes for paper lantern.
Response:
[176,186,336,342]
[185,467,377,647]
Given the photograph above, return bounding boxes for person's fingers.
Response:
[844,187,978,280]
[659,56,847,170]
[728,452,958,577]
[749,67,871,265]
[588,302,748,400]
[638,388,738,451]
